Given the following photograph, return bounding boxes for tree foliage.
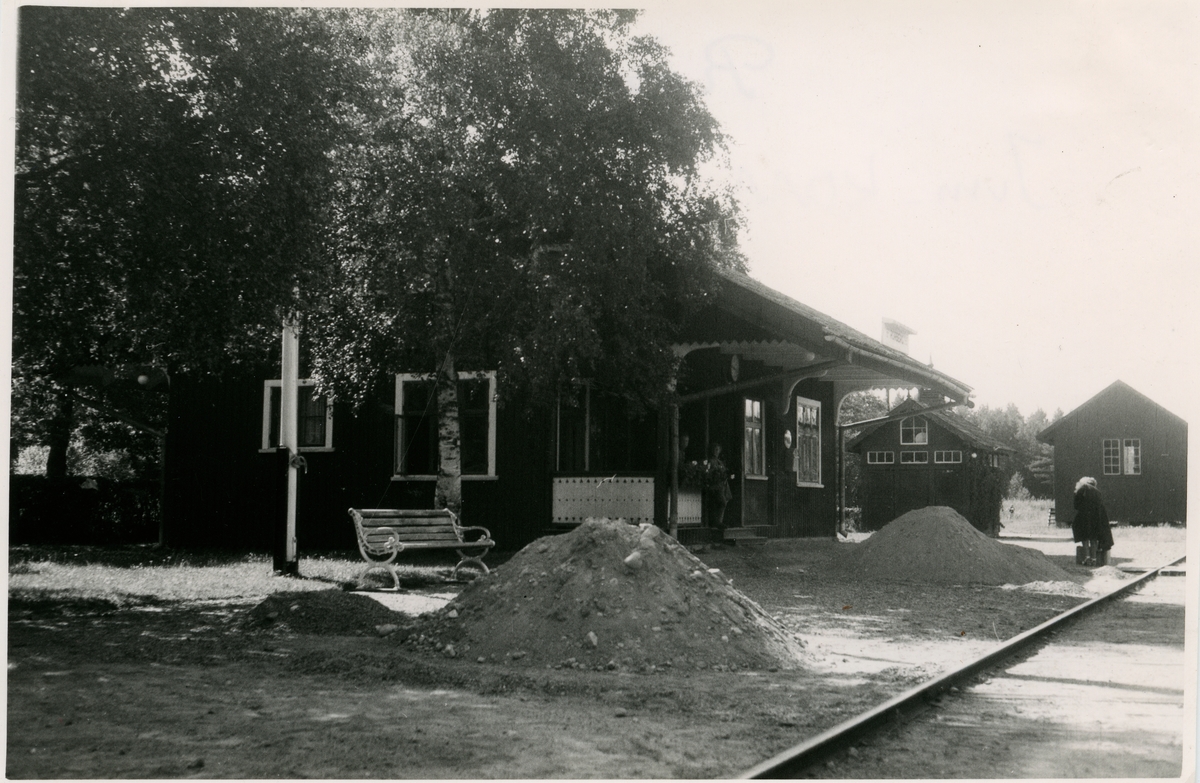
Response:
[961,403,1063,498]
[305,9,743,411]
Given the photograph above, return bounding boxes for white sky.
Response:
[636,1,1199,422]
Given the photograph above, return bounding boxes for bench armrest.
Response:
[456,524,494,543]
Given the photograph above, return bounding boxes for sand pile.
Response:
[406,518,810,672]
[248,590,402,634]
[847,506,1073,585]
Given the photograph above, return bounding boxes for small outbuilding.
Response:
[847,399,1011,535]
[1037,380,1187,525]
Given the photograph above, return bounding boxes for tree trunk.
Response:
[434,349,463,519]
[45,391,74,480]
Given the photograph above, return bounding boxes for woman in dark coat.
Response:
[1073,476,1113,566]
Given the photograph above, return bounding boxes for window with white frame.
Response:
[987,453,1001,468]
[1123,439,1141,475]
[866,451,894,465]
[795,396,821,487]
[934,450,962,464]
[744,398,766,477]
[1102,439,1121,475]
[394,372,496,479]
[900,451,929,464]
[261,380,333,451]
[900,416,928,445]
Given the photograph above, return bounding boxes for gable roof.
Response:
[846,398,1012,453]
[679,270,973,402]
[1037,380,1188,443]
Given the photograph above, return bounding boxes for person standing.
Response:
[705,443,733,534]
[1072,476,1113,566]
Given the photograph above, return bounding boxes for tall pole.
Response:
[669,403,680,539]
[278,320,300,575]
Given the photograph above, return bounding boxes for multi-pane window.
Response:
[795,397,821,487]
[900,451,929,464]
[1122,439,1141,475]
[394,372,496,478]
[900,416,928,445]
[1102,439,1121,475]
[261,380,333,451]
[744,398,765,477]
[866,451,894,464]
[987,454,1001,468]
[934,450,962,464]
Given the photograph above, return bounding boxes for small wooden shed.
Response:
[1037,380,1187,525]
[847,399,1010,535]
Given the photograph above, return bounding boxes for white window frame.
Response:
[1123,438,1141,475]
[794,396,822,488]
[866,451,894,465]
[900,416,928,445]
[260,379,334,452]
[1102,438,1121,475]
[987,453,1001,468]
[900,451,929,464]
[393,371,497,481]
[934,450,963,464]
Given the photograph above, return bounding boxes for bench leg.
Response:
[452,551,490,579]
[358,563,401,591]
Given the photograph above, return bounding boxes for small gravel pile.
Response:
[404,518,810,672]
[248,590,404,635]
[847,506,1073,585]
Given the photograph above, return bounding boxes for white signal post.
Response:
[280,320,300,569]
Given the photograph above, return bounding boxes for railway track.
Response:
[739,555,1188,779]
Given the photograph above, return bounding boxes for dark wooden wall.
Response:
[1046,388,1187,525]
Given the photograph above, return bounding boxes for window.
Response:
[900,416,928,445]
[261,380,333,451]
[987,454,1001,468]
[555,385,655,473]
[1123,439,1141,475]
[900,451,929,464]
[744,398,765,478]
[394,372,496,479]
[934,450,962,464]
[866,451,894,464]
[1102,439,1121,475]
[795,397,822,487]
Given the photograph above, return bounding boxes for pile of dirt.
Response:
[247,590,403,635]
[847,506,1074,585]
[406,518,810,672]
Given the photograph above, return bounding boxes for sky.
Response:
[634,1,1199,422]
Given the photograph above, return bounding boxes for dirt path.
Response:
[804,574,1189,779]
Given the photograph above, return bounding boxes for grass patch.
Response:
[7,546,469,606]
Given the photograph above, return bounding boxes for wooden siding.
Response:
[1043,385,1187,525]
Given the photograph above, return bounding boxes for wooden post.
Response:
[669,403,680,539]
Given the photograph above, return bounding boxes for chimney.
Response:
[881,318,916,354]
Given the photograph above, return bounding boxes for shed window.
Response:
[1123,439,1141,475]
[1102,439,1121,475]
[744,398,765,477]
[900,451,929,464]
[900,416,928,445]
[795,397,822,487]
[394,372,496,479]
[261,380,333,452]
[934,450,962,464]
[866,451,894,464]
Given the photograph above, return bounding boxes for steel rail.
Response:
[739,554,1187,779]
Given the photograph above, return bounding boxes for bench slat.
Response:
[359,519,458,529]
[356,509,453,519]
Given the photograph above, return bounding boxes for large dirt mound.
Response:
[408,518,810,672]
[847,506,1073,585]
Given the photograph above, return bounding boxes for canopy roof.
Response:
[676,270,973,403]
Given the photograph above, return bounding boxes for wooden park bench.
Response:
[348,507,496,591]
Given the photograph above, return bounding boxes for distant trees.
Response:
[961,403,1063,499]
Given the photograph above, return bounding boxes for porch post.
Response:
[669,403,680,539]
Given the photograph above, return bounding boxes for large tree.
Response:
[13,7,378,474]
[306,9,743,516]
